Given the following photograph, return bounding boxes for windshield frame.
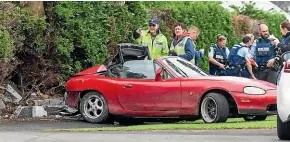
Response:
[160,57,209,78]
[107,60,157,80]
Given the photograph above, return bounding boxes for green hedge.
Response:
[54,1,148,78]
[231,1,286,38]
[0,2,287,94]
[0,26,13,61]
[136,1,286,71]
[140,1,241,71]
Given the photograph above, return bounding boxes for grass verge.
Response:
[45,116,277,132]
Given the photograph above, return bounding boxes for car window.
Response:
[119,60,155,79]
[154,62,161,73]
[162,57,208,78]
[162,69,172,80]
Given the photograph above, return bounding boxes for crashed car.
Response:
[277,51,290,140]
[65,43,277,124]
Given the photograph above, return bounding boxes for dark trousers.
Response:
[254,68,278,85]
[209,67,227,76]
[241,69,251,79]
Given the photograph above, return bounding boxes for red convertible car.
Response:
[65,43,277,124]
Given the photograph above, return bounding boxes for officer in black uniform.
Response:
[251,24,277,84]
[272,21,290,70]
[208,34,230,76]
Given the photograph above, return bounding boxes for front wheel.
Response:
[277,114,290,140]
[200,92,229,123]
[80,91,109,123]
[243,115,267,121]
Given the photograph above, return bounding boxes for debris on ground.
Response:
[2,84,22,104]
[0,83,81,121]
[0,99,5,110]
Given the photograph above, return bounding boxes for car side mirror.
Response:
[281,51,290,61]
[155,68,163,81]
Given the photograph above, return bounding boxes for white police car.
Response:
[277,51,290,140]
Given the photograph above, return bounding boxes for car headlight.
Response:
[243,86,266,95]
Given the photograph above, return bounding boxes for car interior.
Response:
[106,55,149,79]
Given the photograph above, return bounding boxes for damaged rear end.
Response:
[64,43,151,113]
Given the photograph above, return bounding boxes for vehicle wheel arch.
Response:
[78,90,110,123]
[80,89,105,99]
[198,89,238,115]
[78,90,107,109]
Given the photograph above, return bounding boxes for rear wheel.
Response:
[80,91,109,123]
[243,115,267,121]
[277,114,290,140]
[200,92,229,123]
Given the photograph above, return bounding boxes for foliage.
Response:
[141,1,240,71]
[0,1,288,98]
[0,26,13,61]
[0,2,60,98]
[231,1,287,38]
[139,1,286,71]
[54,1,148,78]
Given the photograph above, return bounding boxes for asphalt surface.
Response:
[0,116,115,131]
[0,117,283,142]
[0,129,281,142]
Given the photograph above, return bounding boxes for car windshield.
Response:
[121,60,155,79]
[162,57,208,77]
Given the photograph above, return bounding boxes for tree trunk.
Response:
[21,1,45,17]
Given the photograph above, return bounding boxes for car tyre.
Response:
[80,91,109,123]
[200,92,229,123]
[243,115,267,121]
[277,114,290,140]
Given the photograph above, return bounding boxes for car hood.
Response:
[74,65,107,76]
[189,76,277,90]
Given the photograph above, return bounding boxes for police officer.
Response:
[170,22,195,64]
[251,24,277,84]
[227,34,256,79]
[208,34,230,76]
[187,26,204,67]
[134,18,169,59]
[272,21,290,56]
[271,21,290,76]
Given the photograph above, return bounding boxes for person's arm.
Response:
[161,37,169,56]
[208,46,225,69]
[193,42,201,60]
[243,48,256,79]
[277,42,290,53]
[134,28,144,44]
[178,39,195,61]
[225,47,230,58]
[250,40,257,60]
[245,57,256,79]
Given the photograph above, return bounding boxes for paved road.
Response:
[0,116,115,131]
[0,129,281,142]
[0,117,282,142]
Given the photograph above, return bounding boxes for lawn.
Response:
[46,116,277,132]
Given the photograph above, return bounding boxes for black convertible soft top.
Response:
[104,43,151,66]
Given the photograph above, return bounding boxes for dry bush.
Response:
[232,14,264,39]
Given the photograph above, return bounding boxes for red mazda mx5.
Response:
[65,43,277,124]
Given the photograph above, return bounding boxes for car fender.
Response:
[66,75,123,112]
[196,87,237,114]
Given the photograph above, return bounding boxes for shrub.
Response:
[141,1,240,71]
[231,1,287,38]
[54,1,148,78]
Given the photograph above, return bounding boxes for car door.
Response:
[116,61,182,111]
